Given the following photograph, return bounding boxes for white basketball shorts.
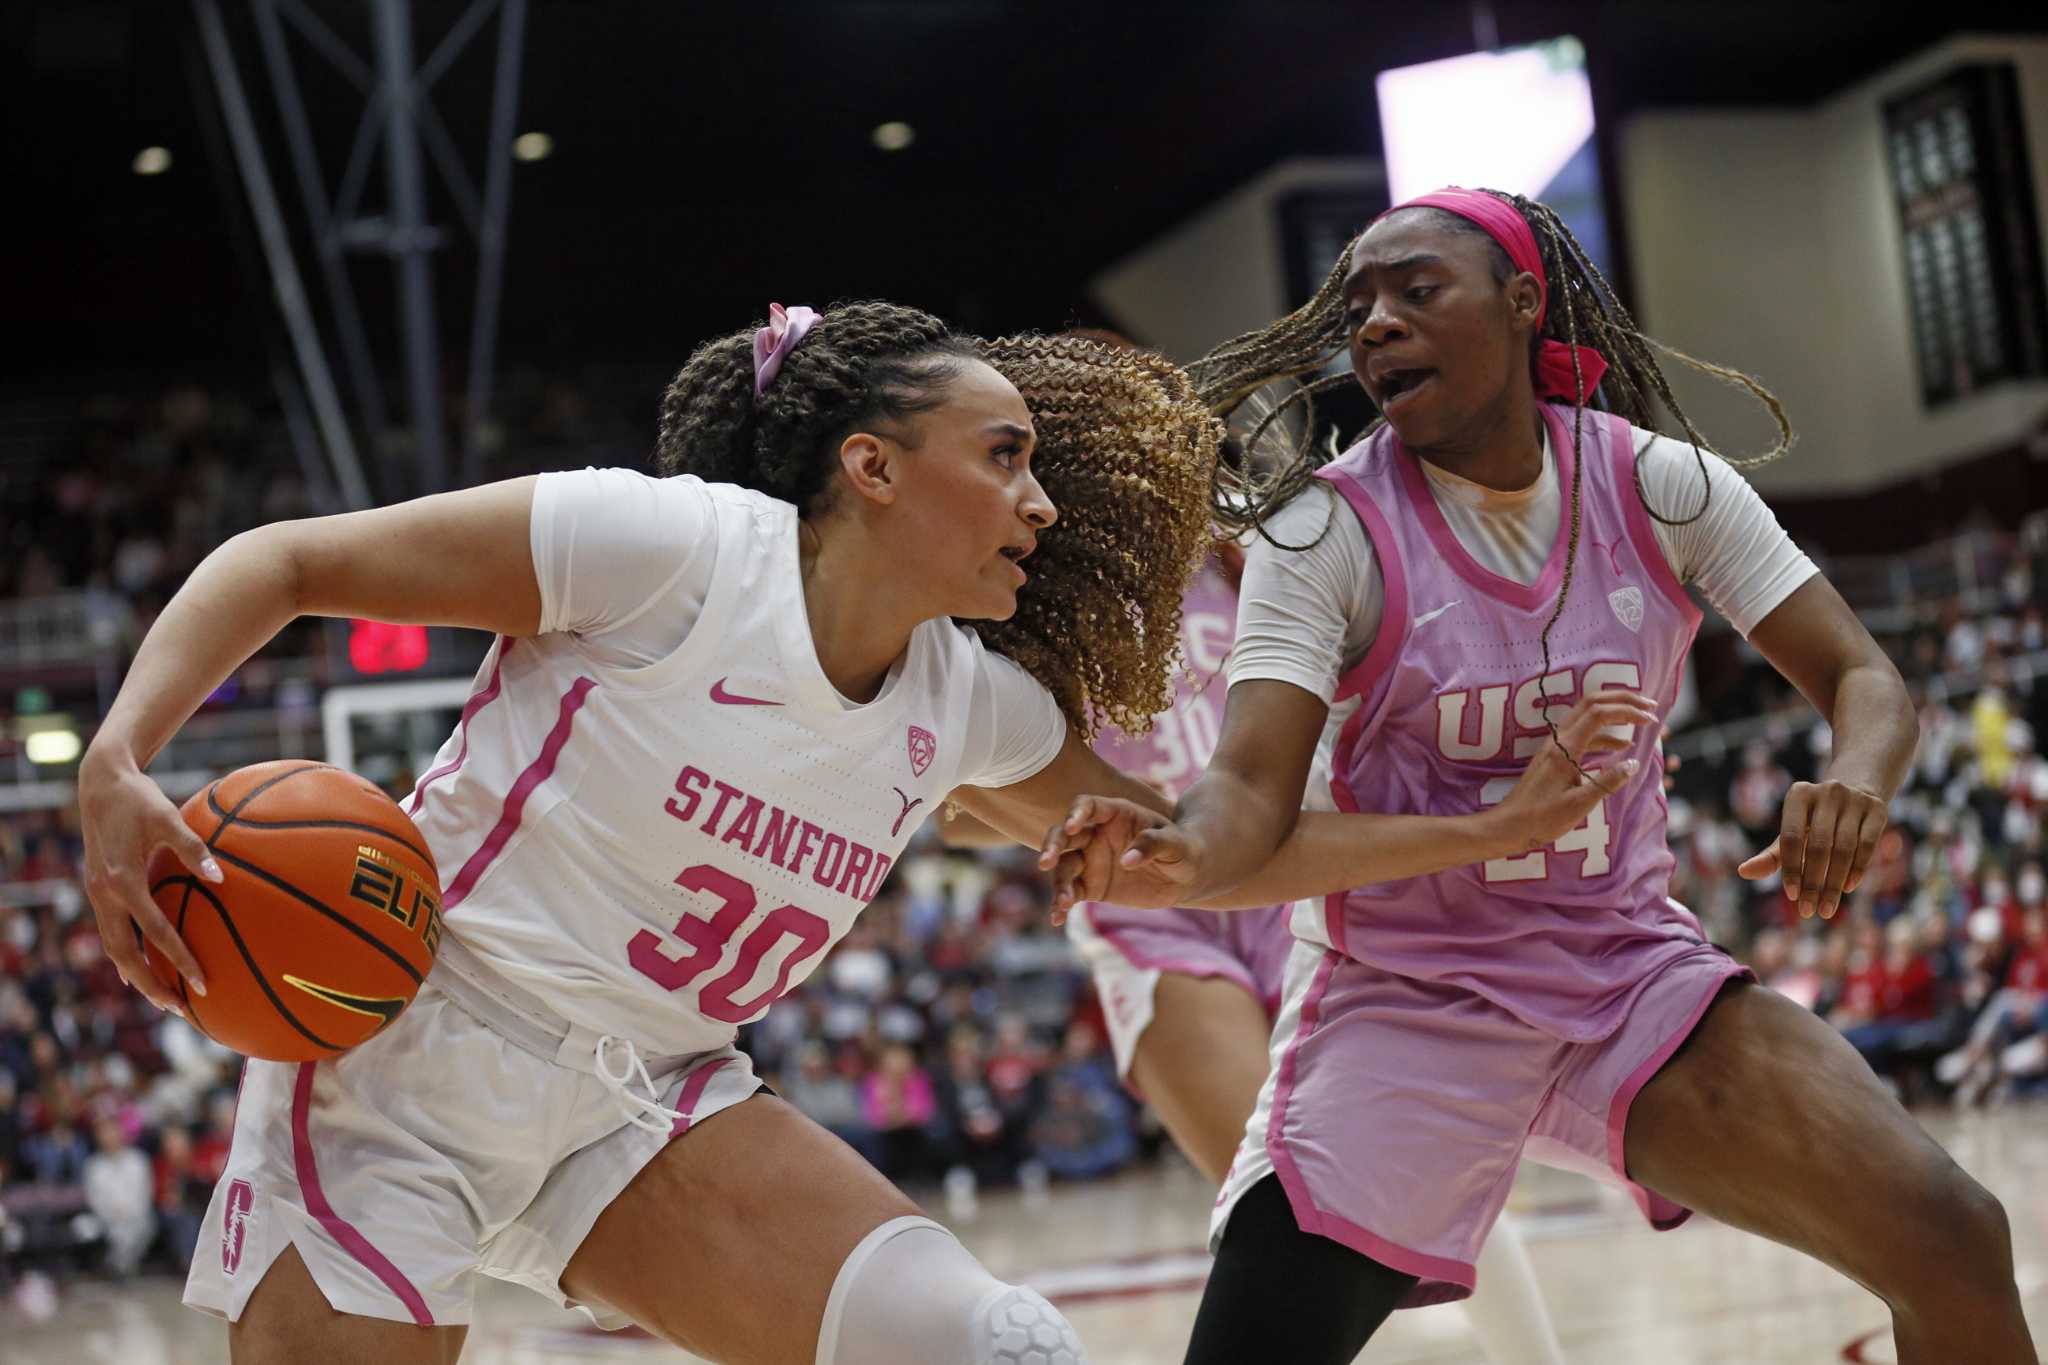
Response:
[182,943,763,1328]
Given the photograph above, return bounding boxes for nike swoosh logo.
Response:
[1414,601,1461,628]
[709,678,782,706]
[282,974,409,1031]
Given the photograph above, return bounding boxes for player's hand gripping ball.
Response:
[143,761,443,1061]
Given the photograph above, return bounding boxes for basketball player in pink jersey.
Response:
[959,536,1569,1365]
[1044,193,2032,1363]
[78,304,1634,1365]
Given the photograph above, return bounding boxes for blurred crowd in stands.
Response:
[2,382,2045,1304]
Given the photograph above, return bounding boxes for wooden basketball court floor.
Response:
[13,1104,2046,1363]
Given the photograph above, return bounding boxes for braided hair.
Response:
[655,300,983,516]
[1188,189,1796,759]
[978,333,1220,741]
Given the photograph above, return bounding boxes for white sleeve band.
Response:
[959,648,1069,789]
[1225,487,1382,702]
[529,468,716,640]
[1637,437,1818,637]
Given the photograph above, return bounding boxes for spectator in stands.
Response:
[152,1125,212,1273]
[22,1112,87,1190]
[860,1043,939,1181]
[933,1026,1020,1187]
[81,1116,152,1276]
[779,1042,876,1167]
[1969,667,2020,839]
[1047,1019,1117,1101]
[191,1090,237,1184]
[1944,598,1988,675]
[1859,828,1915,924]
[984,1014,1046,1133]
[1937,906,2048,1102]
[1810,929,1853,1020]
[1729,740,1791,847]
[0,1061,17,1149]
[1753,926,1836,1013]
[1029,1074,1135,1182]
[1840,917,1938,1079]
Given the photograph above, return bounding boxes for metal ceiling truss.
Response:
[193,0,528,507]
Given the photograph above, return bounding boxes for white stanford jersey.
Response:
[403,474,1065,1056]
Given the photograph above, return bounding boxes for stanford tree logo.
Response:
[222,1179,255,1274]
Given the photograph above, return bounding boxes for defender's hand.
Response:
[1038,796,1199,920]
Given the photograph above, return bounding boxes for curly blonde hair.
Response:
[975,334,1221,742]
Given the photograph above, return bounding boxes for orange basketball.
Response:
[143,760,442,1062]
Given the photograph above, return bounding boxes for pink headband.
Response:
[753,303,820,397]
[1376,188,1608,404]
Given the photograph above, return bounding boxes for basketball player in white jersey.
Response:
[1044,194,2031,1363]
[78,305,1637,1365]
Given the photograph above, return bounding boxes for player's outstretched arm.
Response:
[79,477,544,1015]
[1735,575,1916,919]
[1040,690,1653,911]
[1155,677,1332,903]
[1190,691,1652,907]
[950,728,1183,920]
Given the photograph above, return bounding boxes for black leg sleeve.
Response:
[1183,1174,1418,1365]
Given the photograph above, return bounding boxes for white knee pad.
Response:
[816,1216,1085,1365]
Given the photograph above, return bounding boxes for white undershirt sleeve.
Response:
[1226,486,1382,701]
[529,468,717,651]
[1636,436,1819,637]
[955,646,1070,789]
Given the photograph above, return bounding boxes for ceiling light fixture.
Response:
[871,122,916,153]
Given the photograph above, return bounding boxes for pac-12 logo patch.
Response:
[907,725,936,777]
[222,1178,254,1274]
[1608,586,1644,633]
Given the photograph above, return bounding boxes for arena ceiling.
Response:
[5,1,2047,385]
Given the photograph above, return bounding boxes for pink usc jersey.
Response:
[1313,405,1705,1044]
[1086,556,1237,800]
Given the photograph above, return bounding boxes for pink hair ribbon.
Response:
[752,303,821,396]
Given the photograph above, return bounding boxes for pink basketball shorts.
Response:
[1066,901,1297,1079]
[1212,936,1752,1308]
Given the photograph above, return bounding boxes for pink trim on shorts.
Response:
[1604,962,1752,1230]
[1264,949,1475,1302]
[442,675,596,910]
[290,1063,435,1326]
[1079,907,1262,1000]
[406,637,512,816]
[1390,404,1577,612]
[667,1057,736,1139]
